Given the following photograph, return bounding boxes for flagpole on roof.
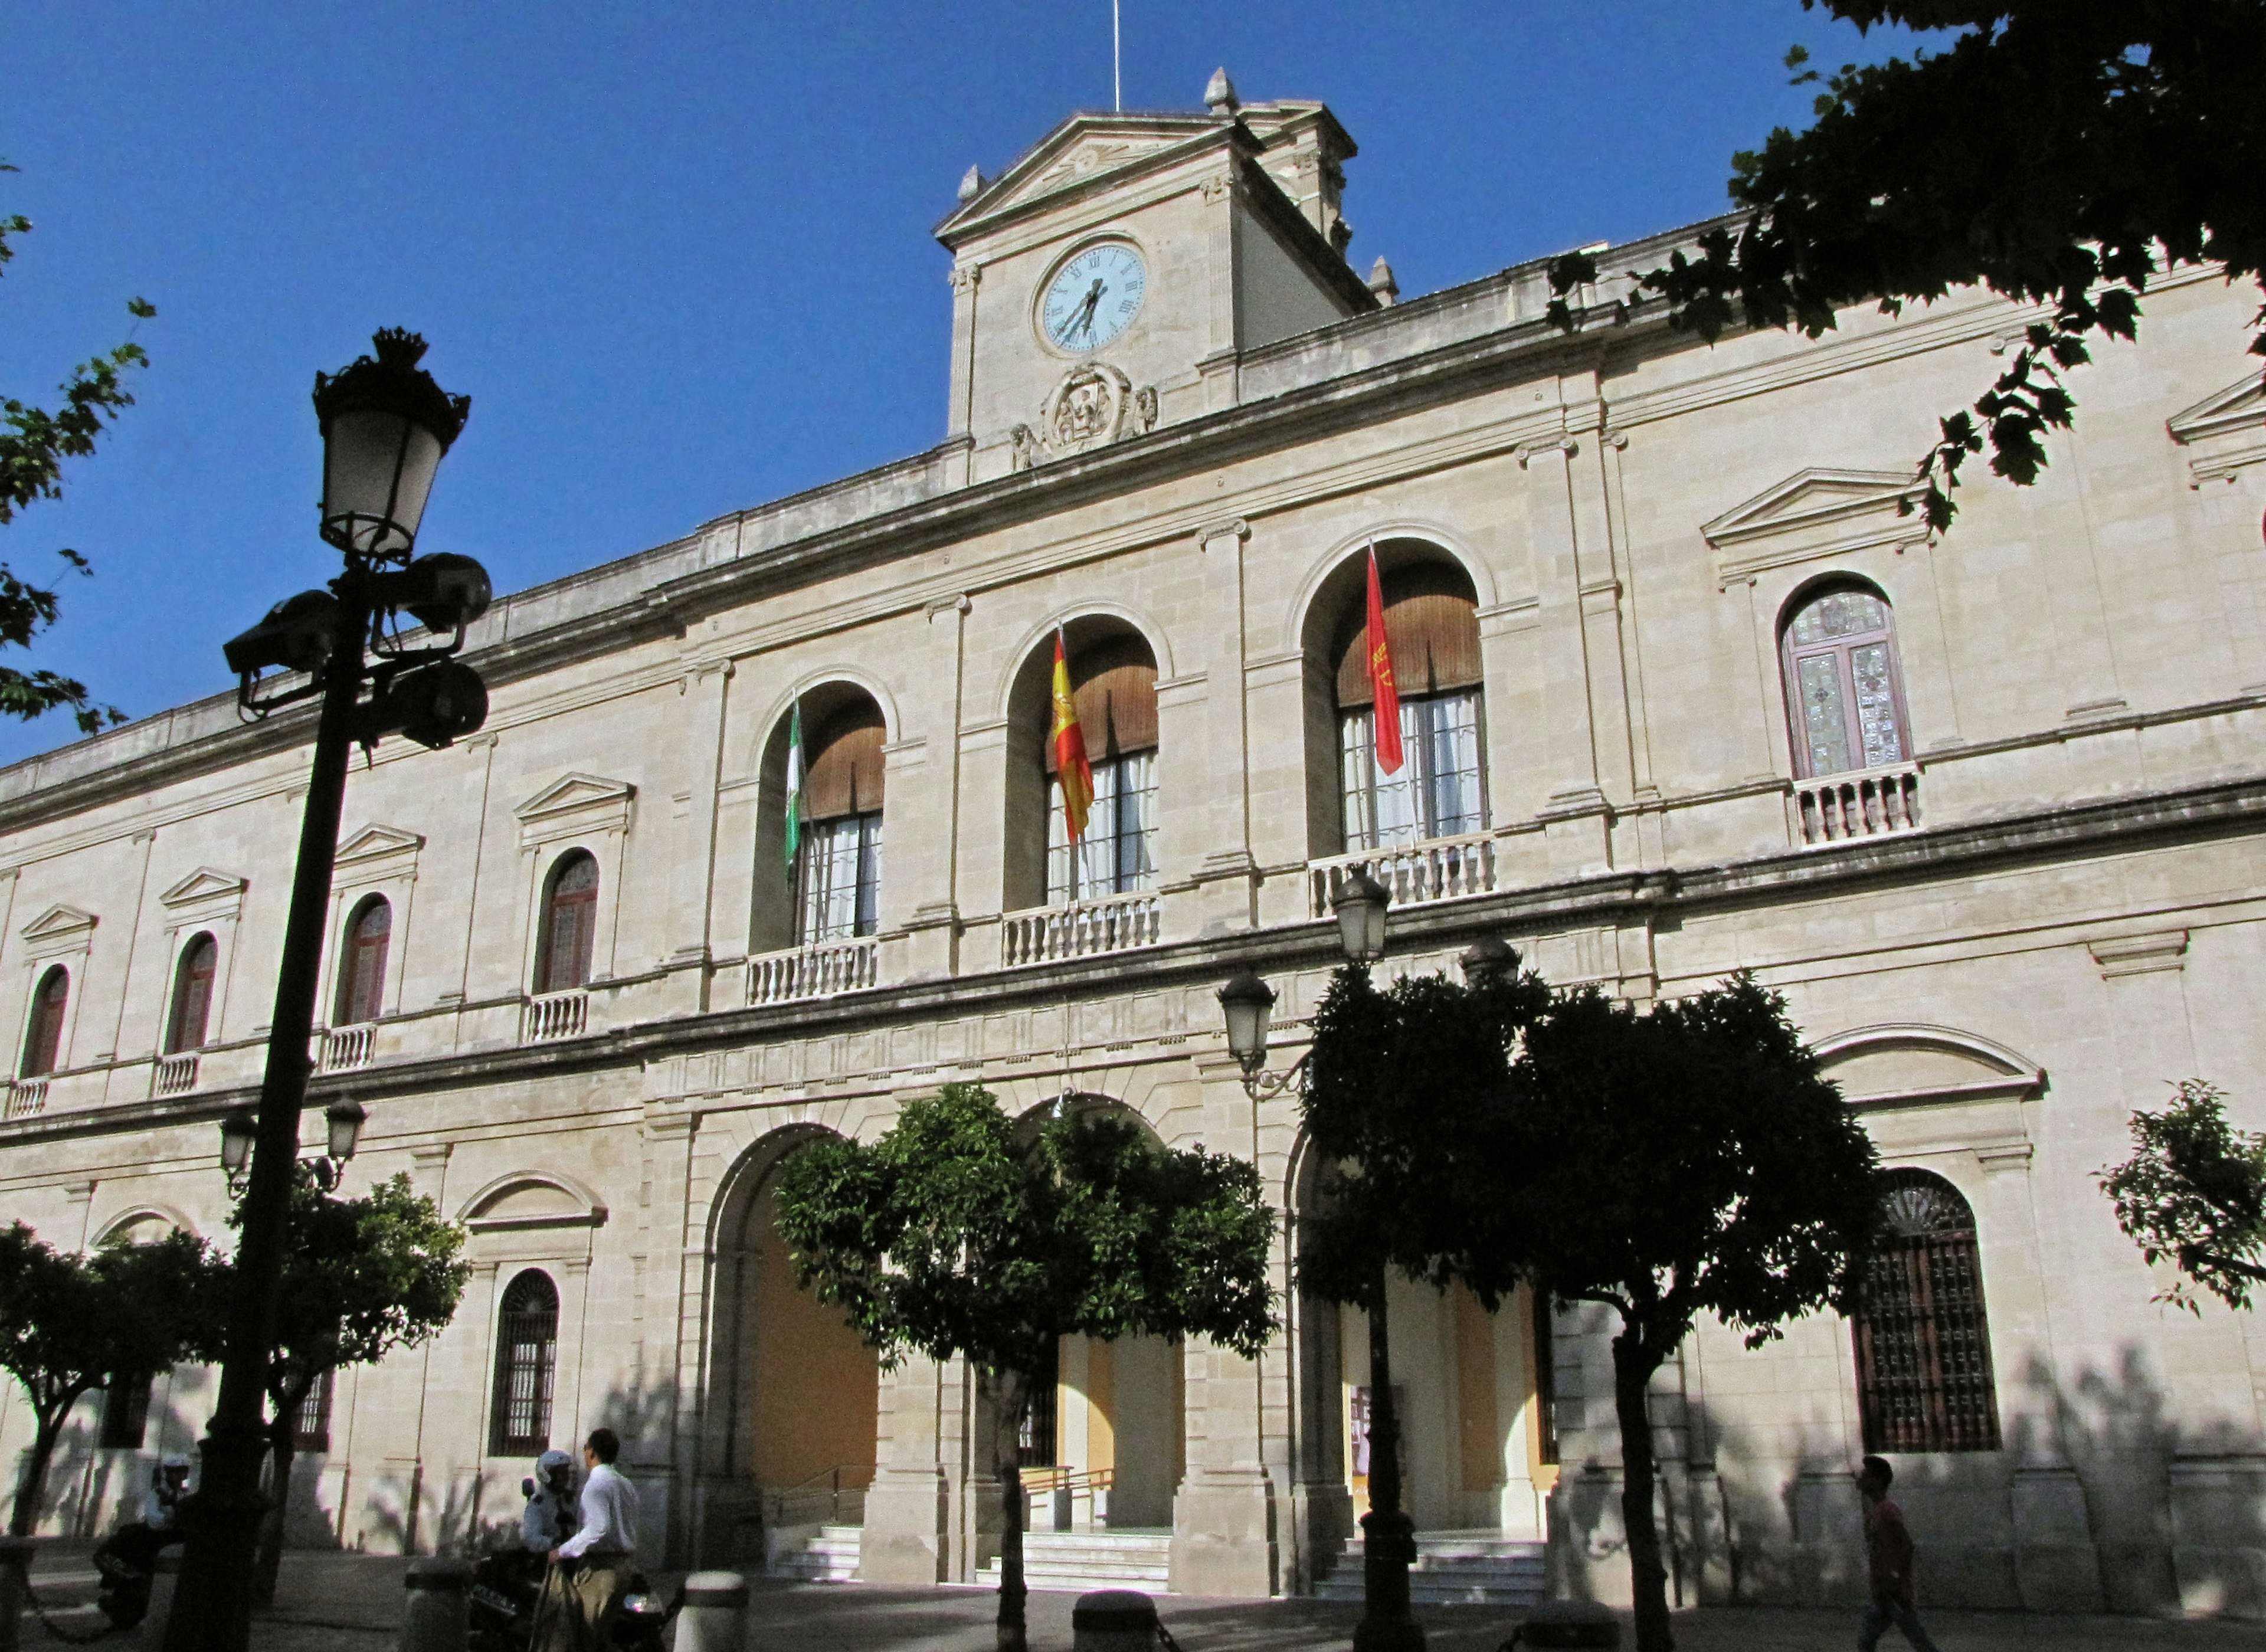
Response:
[1112,0,1122,112]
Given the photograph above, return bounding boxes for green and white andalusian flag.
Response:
[783,699,805,880]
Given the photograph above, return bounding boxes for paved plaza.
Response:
[12,1543,2266,1652]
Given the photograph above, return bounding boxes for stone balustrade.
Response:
[748,936,880,1005]
[322,1023,375,1071]
[153,1051,199,1097]
[1001,889,1162,967]
[1307,830,1498,919]
[1795,763,1922,845]
[522,989,589,1043]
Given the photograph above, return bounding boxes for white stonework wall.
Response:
[3,92,2264,1616]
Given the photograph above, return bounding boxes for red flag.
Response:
[1366,546,1404,774]
[1052,630,1095,840]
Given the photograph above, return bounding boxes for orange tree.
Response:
[774,1084,1274,1652]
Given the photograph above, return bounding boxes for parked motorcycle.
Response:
[467,1548,677,1652]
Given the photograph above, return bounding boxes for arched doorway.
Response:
[705,1130,881,1566]
[1017,1094,1184,1532]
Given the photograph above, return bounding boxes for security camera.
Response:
[377,552,492,637]
[223,591,340,679]
[366,660,488,750]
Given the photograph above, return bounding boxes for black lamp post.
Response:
[168,332,487,1652]
[1217,866,1422,1652]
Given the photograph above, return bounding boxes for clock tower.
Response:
[936,70,1378,483]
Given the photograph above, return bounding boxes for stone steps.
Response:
[1314,1530,1546,1606]
[770,1523,863,1582]
[977,1529,1173,1593]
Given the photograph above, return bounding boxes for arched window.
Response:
[335,896,391,1026]
[1045,631,1158,903]
[21,965,68,1078]
[534,853,598,993]
[490,1268,559,1455]
[794,701,886,942]
[1852,1169,2001,1453]
[165,933,218,1054]
[1781,582,1912,779]
[1332,557,1485,851]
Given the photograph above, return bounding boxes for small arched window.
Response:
[335,896,391,1026]
[1852,1169,2001,1453]
[794,702,886,942]
[1334,558,1485,851]
[535,853,598,993]
[21,965,68,1079]
[1782,583,1912,779]
[490,1268,559,1455]
[1046,632,1160,903]
[165,934,218,1055]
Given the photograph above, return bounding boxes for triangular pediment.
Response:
[1702,467,1930,588]
[1702,468,1924,548]
[2168,372,2266,446]
[20,904,96,944]
[159,867,247,909]
[515,774,636,822]
[335,823,425,865]
[938,112,1227,242]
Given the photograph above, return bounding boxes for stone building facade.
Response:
[4,82,2266,1615]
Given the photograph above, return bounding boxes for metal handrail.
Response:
[764,1461,875,1526]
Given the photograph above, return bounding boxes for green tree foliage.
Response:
[2098,1079,2266,1313]
[774,1084,1275,1652]
[0,1221,222,1535]
[235,1167,469,1599]
[0,161,153,732]
[1547,3,2265,532]
[1305,966,1879,1652]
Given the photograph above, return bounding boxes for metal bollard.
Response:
[1072,1589,1157,1652]
[675,1571,749,1652]
[137,1552,182,1652]
[0,1536,32,1652]
[400,1557,474,1652]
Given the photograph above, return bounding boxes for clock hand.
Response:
[1070,278,1106,339]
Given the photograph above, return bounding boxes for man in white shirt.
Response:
[542,1427,640,1651]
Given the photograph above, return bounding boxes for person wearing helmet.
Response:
[522,1448,578,1551]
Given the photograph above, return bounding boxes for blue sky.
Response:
[0,2,1915,768]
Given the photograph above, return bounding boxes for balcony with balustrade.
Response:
[1307,830,1499,920]
[748,935,880,1006]
[522,989,589,1044]
[1793,763,1922,847]
[1001,888,1162,968]
[322,1022,375,1072]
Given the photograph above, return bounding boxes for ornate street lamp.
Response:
[169,333,484,1652]
[217,1109,257,1191]
[1217,872,1420,1652]
[1458,938,1514,986]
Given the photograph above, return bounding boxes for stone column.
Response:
[1169,1051,1281,1597]
[863,1355,952,1584]
[667,657,734,1013]
[1519,432,1612,877]
[892,595,971,983]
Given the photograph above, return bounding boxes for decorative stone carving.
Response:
[1013,363,1159,468]
[1203,66,1240,116]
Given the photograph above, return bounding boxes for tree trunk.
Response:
[1610,1323,1674,1652]
[253,1410,297,1604]
[991,1367,1030,1652]
[6,1403,71,1536]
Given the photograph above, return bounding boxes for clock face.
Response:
[1040,241,1147,353]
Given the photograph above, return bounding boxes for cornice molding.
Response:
[8,770,2265,1152]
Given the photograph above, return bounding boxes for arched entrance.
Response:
[703,1129,880,1567]
[1017,1094,1185,1533]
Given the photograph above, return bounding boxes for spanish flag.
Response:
[1366,546,1404,773]
[1052,628,1095,840]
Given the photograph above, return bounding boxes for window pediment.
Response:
[1703,468,1928,588]
[2167,372,2266,485]
[336,823,425,870]
[20,904,96,955]
[158,868,247,926]
[515,774,634,850]
[1813,1023,2044,1110]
